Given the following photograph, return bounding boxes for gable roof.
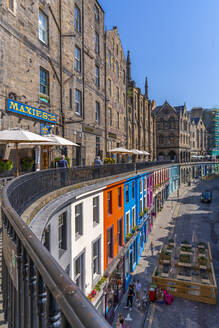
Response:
[153,101,184,116]
[191,117,200,125]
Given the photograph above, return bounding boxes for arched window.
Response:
[184,120,187,131]
[169,118,175,129]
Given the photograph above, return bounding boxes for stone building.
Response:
[153,101,191,162]
[105,27,127,154]
[0,0,106,167]
[190,117,207,157]
[126,52,156,160]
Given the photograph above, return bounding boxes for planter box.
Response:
[177,262,192,267]
[176,275,192,281]
[181,243,192,248]
[180,251,193,256]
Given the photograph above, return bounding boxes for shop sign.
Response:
[7,99,57,124]
[40,123,51,136]
[108,132,117,139]
[82,124,102,136]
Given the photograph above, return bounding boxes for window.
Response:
[116,61,119,78]
[118,187,122,207]
[108,50,111,69]
[144,194,147,209]
[132,181,135,199]
[107,226,113,260]
[39,10,48,44]
[118,218,123,247]
[140,179,143,193]
[108,108,112,127]
[40,67,49,102]
[74,6,81,32]
[75,203,83,238]
[126,212,130,235]
[93,196,99,225]
[144,177,147,190]
[123,93,126,107]
[74,46,81,72]
[93,238,100,277]
[116,45,119,55]
[140,198,143,213]
[107,191,112,214]
[159,135,164,144]
[95,65,100,87]
[74,252,84,292]
[132,207,136,228]
[58,212,67,252]
[75,89,82,115]
[69,88,72,109]
[117,112,119,129]
[95,102,100,124]
[123,70,126,84]
[95,136,100,157]
[94,5,99,22]
[116,87,119,102]
[95,32,99,54]
[8,0,14,11]
[126,185,129,203]
[43,225,50,251]
[108,79,112,97]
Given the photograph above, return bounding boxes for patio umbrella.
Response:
[130,149,145,155]
[45,134,79,146]
[0,129,53,176]
[142,151,150,155]
[108,147,132,154]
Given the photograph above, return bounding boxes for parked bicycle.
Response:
[135,288,150,312]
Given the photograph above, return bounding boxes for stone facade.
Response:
[153,101,191,162]
[105,27,126,153]
[0,0,106,166]
[126,52,156,160]
[190,117,207,156]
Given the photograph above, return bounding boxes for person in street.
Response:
[58,155,68,186]
[116,313,125,328]
[94,156,102,166]
[126,284,135,310]
[150,241,154,256]
[58,155,68,168]
[135,280,142,302]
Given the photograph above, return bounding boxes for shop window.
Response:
[93,196,99,225]
[107,226,113,261]
[132,181,135,199]
[132,207,136,228]
[75,89,82,115]
[118,218,123,247]
[74,46,81,72]
[40,67,49,103]
[75,203,83,239]
[125,212,130,235]
[74,252,85,292]
[126,185,129,203]
[58,212,67,256]
[107,191,112,215]
[39,10,48,45]
[92,238,101,278]
[118,187,122,208]
[74,5,81,32]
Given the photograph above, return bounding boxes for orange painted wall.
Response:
[103,180,125,271]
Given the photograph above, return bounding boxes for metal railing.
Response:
[1,160,218,327]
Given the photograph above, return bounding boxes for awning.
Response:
[104,254,121,278]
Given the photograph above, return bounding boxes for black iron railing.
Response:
[1,160,218,327]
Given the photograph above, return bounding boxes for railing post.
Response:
[48,291,61,328]
[22,249,30,327]
[29,259,37,328]
[37,273,47,328]
[16,239,23,328]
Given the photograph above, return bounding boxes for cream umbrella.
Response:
[45,134,79,146]
[0,129,53,176]
[108,147,133,154]
[130,149,144,155]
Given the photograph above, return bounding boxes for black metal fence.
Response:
[1,160,216,327]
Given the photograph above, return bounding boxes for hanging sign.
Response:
[7,98,57,123]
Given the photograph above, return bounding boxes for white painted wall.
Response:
[71,190,104,296]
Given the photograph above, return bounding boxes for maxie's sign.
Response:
[7,99,57,124]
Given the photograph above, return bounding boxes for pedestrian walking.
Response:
[126,284,135,310]
[58,155,68,186]
[116,313,125,328]
[150,241,154,256]
[94,156,102,166]
[135,280,142,302]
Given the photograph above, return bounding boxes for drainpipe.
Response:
[59,0,64,137]
[104,32,107,155]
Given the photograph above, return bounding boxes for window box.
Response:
[40,93,50,103]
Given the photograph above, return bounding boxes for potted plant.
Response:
[20,157,34,171]
[179,254,191,263]
[168,238,174,245]
[126,233,133,242]
[0,159,13,172]
[199,256,207,266]
[132,225,137,233]
[144,207,148,213]
[163,251,171,260]
[198,248,205,254]
[140,211,144,218]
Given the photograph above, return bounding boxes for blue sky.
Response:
[100,0,219,109]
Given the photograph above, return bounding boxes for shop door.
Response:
[42,146,49,169]
[76,144,81,166]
